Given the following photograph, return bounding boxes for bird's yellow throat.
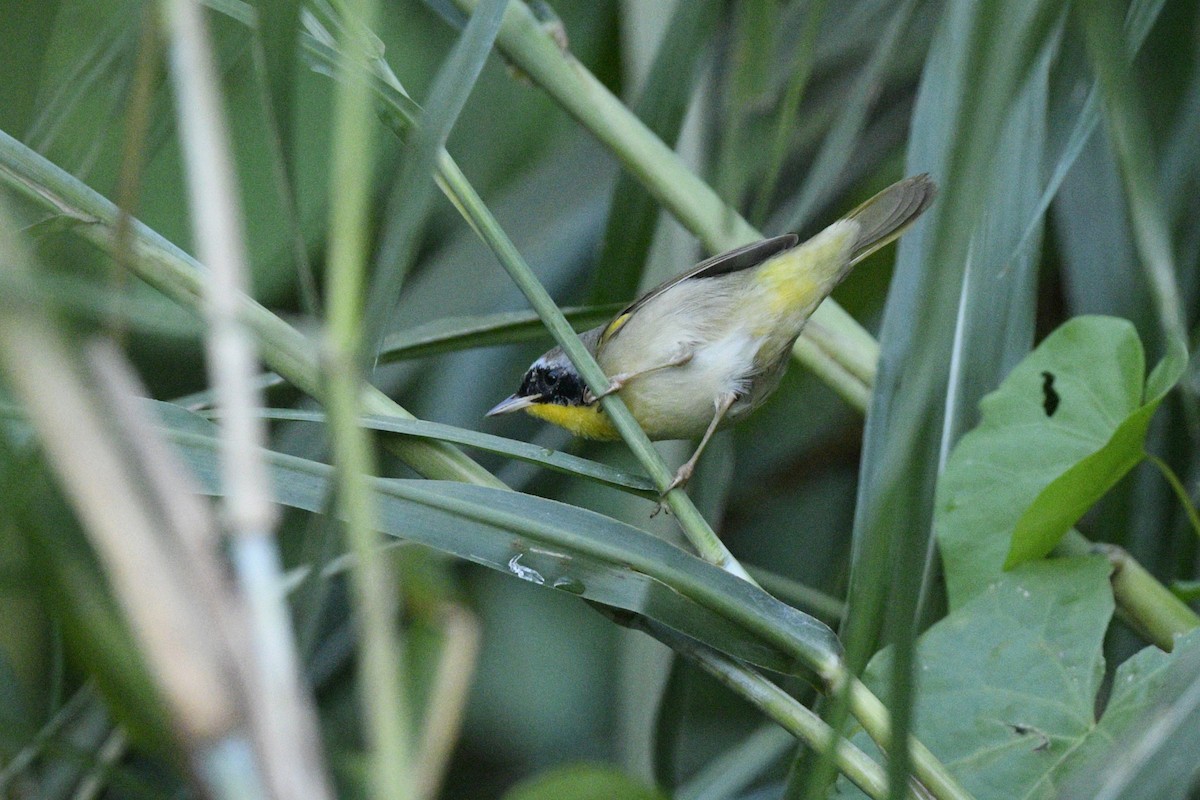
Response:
[524,402,620,440]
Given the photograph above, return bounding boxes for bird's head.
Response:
[486,348,616,439]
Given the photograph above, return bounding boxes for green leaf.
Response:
[231,406,657,496]
[1056,628,1200,800]
[376,304,622,363]
[501,763,666,800]
[1003,319,1187,568]
[833,556,1115,800]
[590,0,721,306]
[935,316,1186,607]
[157,412,845,682]
[770,0,917,235]
[1077,0,1189,353]
[362,0,511,353]
[834,3,1063,795]
[1171,580,1200,603]
[836,556,1200,800]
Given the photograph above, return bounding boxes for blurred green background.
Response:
[1,0,1198,798]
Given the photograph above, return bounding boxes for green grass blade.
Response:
[254,0,301,174]
[770,0,917,235]
[161,423,846,681]
[212,406,657,496]
[831,4,1064,798]
[748,0,826,228]
[26,8,137,176]
[676,725,794,800]
[1076,1,1190,362]
[377,304,622,362]
[712,0,776,214]
[321,0,416,791]
[361,0,510,356]
[590,0,721,306]
[1015,0,1167,274]
[0,128,501,487]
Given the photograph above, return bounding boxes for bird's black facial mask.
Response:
[521,366,587,406]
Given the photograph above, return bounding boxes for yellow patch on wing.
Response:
[525,402,620,440]
[600,312,632,346]
[753,222,858,321]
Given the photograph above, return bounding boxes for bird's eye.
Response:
[544,371,559,387]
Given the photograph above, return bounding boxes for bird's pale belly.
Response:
[608,332,765,441]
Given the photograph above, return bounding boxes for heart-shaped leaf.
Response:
[935,315,1187,608]
[835,558,1200,800]
[834,557,1114,799]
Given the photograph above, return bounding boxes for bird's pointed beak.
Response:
[486,393,542,417]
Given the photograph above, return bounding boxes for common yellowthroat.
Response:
[488,175,936,491]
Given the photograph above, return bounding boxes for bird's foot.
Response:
[662,462,695,496]
[590,374,630,401]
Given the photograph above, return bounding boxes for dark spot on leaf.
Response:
[1041,371,1060,417]
[1008,722,1051,752]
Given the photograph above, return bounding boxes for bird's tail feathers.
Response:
[844,174,937,265]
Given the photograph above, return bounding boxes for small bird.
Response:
[488,175,936,492]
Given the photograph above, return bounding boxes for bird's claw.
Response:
[592,375,628,401]
[662,463,695,496]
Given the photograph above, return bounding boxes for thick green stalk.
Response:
[0,129,502,488]
[675,641,896,800]
[450,0,879,410]
[1057,532,1200,651]
[846,678,973,800]
[323,0,412,796]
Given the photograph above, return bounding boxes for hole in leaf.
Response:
[1041,371,1060,417]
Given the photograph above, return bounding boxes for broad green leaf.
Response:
[232,407,656,496]
[1005,319,1185,567]
[835,552,1200,800]
[501,763,666,800]
[376,304,622,363]
[936,316,1186,607]
[833,557,1115,800]
[156,412,845,681]
[1056,628,1200,800]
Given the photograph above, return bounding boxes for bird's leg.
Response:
[588,348,694,403]
[663,392,739,495]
